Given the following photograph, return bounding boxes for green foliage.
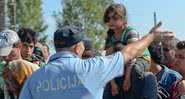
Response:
[7,0,47,33]
[53,0,113,49]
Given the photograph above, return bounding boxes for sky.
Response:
[42,0,185,42]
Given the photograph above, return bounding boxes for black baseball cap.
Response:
[54,26,88,48]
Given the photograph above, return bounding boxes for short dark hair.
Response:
[177,41,185,50]
[17,28,38,44]
[82,50,98,59]
[162,38,179,50]
[148,44,163,64]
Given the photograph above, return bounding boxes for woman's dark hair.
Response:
[104,29,114,49]
[104,3,127,23]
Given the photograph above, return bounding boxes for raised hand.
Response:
[149,21,162,34]
[149,22,174,43]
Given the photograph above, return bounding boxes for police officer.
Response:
[19,22,174,99]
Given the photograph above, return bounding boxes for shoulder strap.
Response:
[122,26,135,45]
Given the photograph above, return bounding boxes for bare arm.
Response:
[122,33,155,64]
[122,22,174,64]
[123,63,132,91]
[110,80,119,96]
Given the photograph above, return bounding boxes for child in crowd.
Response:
[103,4,150,99]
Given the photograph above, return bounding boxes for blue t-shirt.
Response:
[19,51,124,99]
[159,65,182,93]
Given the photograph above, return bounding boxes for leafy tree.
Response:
[53,0,113,49]
[0,0,5,31]
[7,0,47,33]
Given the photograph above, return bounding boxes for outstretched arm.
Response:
[122,22,174,64]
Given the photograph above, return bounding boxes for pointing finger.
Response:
[149,21,162,33]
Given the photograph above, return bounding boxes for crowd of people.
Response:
[0,3,185,99]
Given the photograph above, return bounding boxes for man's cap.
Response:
[0,30,20,56]
[54,26,88,48]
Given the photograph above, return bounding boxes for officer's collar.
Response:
[49,51,79,62]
